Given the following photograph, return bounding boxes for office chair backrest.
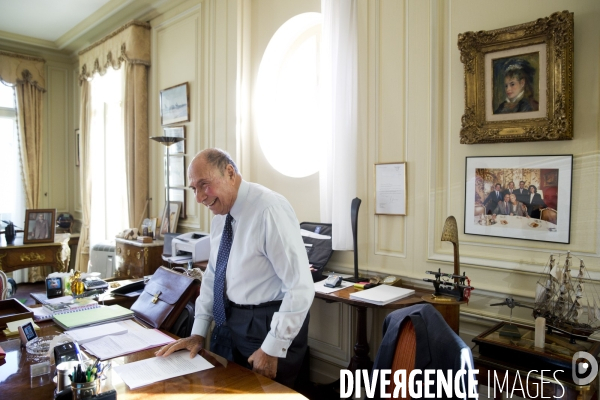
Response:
[169,300,196,338]
[389,318,417,397]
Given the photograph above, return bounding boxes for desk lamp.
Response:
[343,197,362,283]
[149,136,185,234]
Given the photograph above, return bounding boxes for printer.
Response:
[171,232,210,262]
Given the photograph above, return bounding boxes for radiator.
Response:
[88,241,116,279]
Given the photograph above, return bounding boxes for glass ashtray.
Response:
[25,336,54,356]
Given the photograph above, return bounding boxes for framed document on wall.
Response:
[375,162,406,215]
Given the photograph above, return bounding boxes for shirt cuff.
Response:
[261,332,293,358]
[191,317,211,338]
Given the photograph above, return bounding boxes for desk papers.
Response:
[349,285,415,305]
[113,351,214,389]
[82,325,175,360]
[314,280,353,294]
[65,322,128,344]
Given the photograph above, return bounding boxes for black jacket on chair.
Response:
[369,304,475,400]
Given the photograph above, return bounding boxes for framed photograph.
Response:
[465,155,573,244]
[24,209,56,244]
[159,201,182,238]
[141,218,157,239]
[163,126,185,154]
[458,11,573,144]
[167,188,186,219]
[165,155,185,187]
[75,128,80,167]
[375,162,406,215]
[159,82,189,126]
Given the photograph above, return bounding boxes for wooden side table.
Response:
[0,234,70,274]
[114,238,164,279]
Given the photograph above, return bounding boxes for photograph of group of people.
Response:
[481,180,547,219]
[465,155,572,244]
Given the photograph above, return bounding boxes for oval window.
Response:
[255,13,322,178]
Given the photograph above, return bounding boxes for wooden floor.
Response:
[9,280,45,306]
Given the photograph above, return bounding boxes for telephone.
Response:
[324,275,342,288]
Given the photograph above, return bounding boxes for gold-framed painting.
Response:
[458,11,573,144]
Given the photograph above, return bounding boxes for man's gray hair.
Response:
[203,148,239,175]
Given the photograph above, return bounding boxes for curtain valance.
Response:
[78,21,151,82]
[0,51,46,91]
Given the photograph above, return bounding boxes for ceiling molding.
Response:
[0,0,191,57]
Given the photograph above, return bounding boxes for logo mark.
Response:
[572,351,598,385]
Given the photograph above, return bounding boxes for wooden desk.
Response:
[0,320,305,399]
[315,285,459,372]
[0,235,70,274]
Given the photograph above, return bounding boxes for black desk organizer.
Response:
[300,222,334,282]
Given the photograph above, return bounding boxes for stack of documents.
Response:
[65,321,128,344]
[349,285,415,305]
[81,320,175,360]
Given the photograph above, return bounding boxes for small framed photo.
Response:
[159,82,189,126]
[167,188,186,219]
[458,11,573,144]
[465,155,573,244]
[163,126,185,154]
[375,162,406,215]
[159,201,182,238]
[24,209,56,244]
[141,218,158,239]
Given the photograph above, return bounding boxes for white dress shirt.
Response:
[192,180,315,358]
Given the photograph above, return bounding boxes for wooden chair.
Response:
[388,318,417,398]
[0,270,9,300]
[540,207,557,225]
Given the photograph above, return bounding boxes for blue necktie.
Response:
[213,214,233,327]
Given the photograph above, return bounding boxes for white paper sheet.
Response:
[113,351,214,389]
[82,328,175,359]
[375,163,406,215]
[314,280,353,294]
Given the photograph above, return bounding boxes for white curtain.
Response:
[319,0,358,250]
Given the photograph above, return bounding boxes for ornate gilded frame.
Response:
[458,11,573,144]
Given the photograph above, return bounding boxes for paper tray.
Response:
[0,298,34,326]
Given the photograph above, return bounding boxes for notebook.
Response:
[349,285,415,306]
[53,305,134,330]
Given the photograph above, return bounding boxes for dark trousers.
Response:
[220,302,309,389]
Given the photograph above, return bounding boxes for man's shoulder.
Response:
[247,182,290,208]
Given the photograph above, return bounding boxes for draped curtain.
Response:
[0,51,48,281]
[75,21,151,271]
[319,0,358,250]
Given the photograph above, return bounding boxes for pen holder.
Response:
[71,379,100,400]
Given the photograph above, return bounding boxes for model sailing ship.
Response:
[533,251,600,341]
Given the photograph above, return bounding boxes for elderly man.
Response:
[157,148,314,388]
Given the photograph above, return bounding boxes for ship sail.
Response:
[533,252,600,338]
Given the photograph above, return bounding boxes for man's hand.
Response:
[248,348,278,379]
[155,334,205,359]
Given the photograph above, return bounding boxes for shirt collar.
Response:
[229,179,248,221]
